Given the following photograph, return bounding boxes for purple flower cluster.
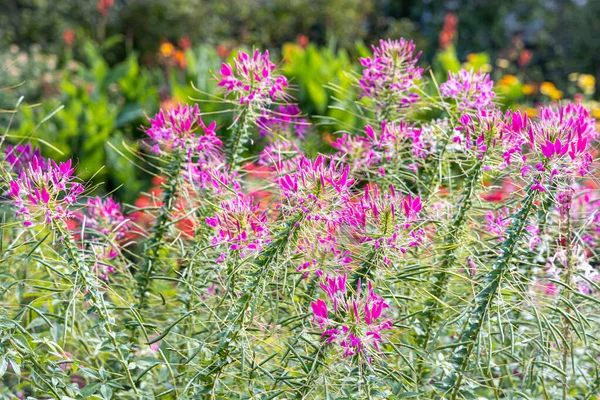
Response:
[4,143,43,174]
[145,103,221,158]
[82,197,129,240]
[206,195,271,263]
[218,49,289,106]
[257,105,309,139]
[311,274,392,360]
[9,156,83,227]
[519,104,595,187]
[440,69,495,110]
[278,155,353,219]
[258,140,304,175]
[332,121,426,175]
[348,185,424,260]
[359,39,423,111]
[257,105,310,173]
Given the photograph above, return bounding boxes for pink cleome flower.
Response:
[310,274,393,360]
[518,104,595,188]
[440,69,495,110]
[145,103,220,157]
[206,194,271,262]
[346,184,424,258]
[218,49,289,106]
[359,38,423,110]
[9,155,83,227]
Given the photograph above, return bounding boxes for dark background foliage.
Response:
[2,0,599,86]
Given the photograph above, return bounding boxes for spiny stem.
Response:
[56,223,139,394]
[204,211,305,389]
[416,158,484,383]
[446,185,539,399]
[135,149,185,310]
[560,188,574,400]
[226,103,251,170]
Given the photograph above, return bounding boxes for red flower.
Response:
[63,29,75,47]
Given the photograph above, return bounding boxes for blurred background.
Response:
[2,0,600,202]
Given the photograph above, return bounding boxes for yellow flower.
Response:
[466,53,477,63]
[522,84,534,95]
[525,108,538,118]
[548,88,563,100]
[578,74,596,94]
[540,81,556,96]
[568,72,579,82]
[592,108,600,120]
[160,42,175,58]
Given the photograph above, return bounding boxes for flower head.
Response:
[206,195,271,262]
[4,143,43,175]
[440,69,495,110]
[332,120,426,175]
[218,49,289,106]
[519,104,595,185]
[9,157,83,227]
[310,275,393,360]
[359,38,423,111]
[347,185,424,257]
[257,105,309,139]
[278,156,353,221]
[145,103,220,157]
[80,197,129,240]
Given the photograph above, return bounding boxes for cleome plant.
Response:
[1,39,600,400]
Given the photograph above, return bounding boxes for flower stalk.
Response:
[135,148,185,310]
[445,184,539,398]
[55,222,138,394]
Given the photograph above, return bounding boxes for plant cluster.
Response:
[2,38,600,400]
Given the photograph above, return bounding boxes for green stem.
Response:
[135,149,185,310]
[446,185,539,399]
[56,223,139,394]
[561,190,574,400]
[416,158,484,383]
[203,211,305,390]
[226,104,251,170]
[296,343,328,399]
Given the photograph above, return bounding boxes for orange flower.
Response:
[296,34,309,49]
[160,42,175,58]
[540,81,556,95]
[216,44,229,59]
[173,50,187,69]
[499,75,518,87]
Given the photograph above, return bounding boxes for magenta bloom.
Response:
[332,120,426,175]
[81,197,129,240]
[359,38,423,111]
[206,195,271,262]
[258,140,304,174]
[278,155,353,220]
[4,143,43,174]
[346,185,424,258]
[310,274,393,360]
[440,69,495,110]
[257,105,310,139]
[519,104,595,185]
[9,157,83,227]
[145,103,220,157]
[218,49,289,106]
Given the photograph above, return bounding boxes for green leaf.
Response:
[0,356,7,378]
[79,382,102,398]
